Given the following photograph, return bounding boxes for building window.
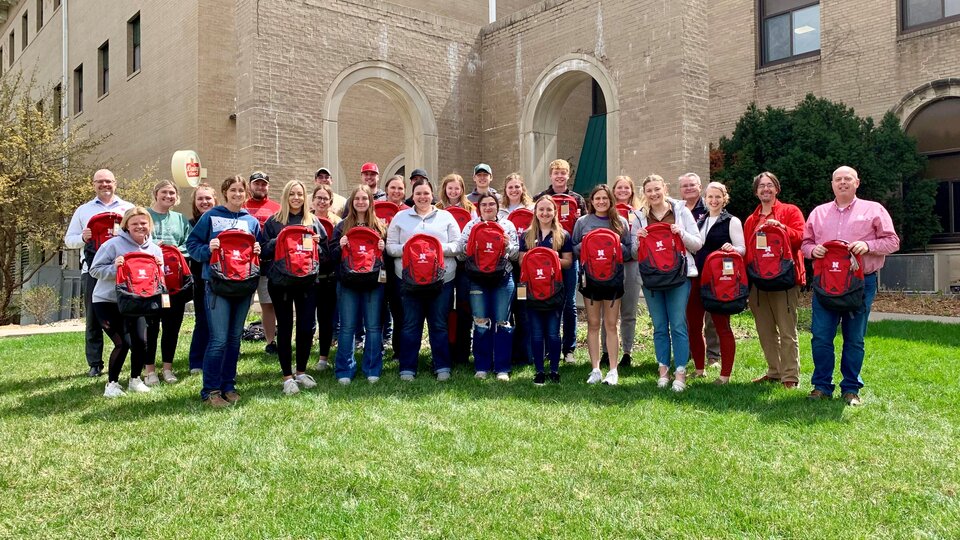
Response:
[53,83,63,126]
[760,1,820,65]
[127,12,141,75]
[902,0,960,30]
[37,0,44,31]
[22,12,28,49]
[54,0,61,8]
[73,64,83,114]
[8,32,13,65]
[906,97,960,241]
[98,41,109,96]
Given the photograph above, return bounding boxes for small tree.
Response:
[19,285,60,325]
[0,73,106,324]
[712,94,937,251]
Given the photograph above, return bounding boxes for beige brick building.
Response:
[3,0,960,290]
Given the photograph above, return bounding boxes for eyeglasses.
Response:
[315,196,331,202]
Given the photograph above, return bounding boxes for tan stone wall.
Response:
[556,78,591,184]
[384,0,544,26]
[337,84,405,187]
[234,0,484,197]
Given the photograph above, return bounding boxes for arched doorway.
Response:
[322,61,438,193]
[519,54,620,194]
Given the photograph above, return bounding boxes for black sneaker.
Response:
[264,341,278,354]
[620,353,632,368]
[87,364,103,377]
[600,352,609,365]
[533,372,546,386]
[549,372,561,384]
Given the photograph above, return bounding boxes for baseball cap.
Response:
[315,167,331,177]
[474,163,492,175]
[361,162,380,174]
[249,171,269,182]
[409,168,429,180]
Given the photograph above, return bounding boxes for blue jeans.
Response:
[642,279,691,370]
[201,284,253,400]
[399,280,455,376]
[561,261,579,354]
[468,274,515,374]
[188,279,209,371]
[335,284,385,379]
[810,272,878,396]
[528,308,561,374]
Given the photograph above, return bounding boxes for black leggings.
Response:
[146,294,187,366]
[93,302,149,383]
[314,277,337,358]
[269,282,317,377]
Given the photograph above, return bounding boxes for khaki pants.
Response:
[748,286,800,384]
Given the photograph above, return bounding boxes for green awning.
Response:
[573,113,607,194]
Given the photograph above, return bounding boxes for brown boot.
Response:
[205,392,231,408]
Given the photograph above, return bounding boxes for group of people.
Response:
[65,159,898,408]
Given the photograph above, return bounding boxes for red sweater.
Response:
[744,199,806,286]
[243,198,281,227]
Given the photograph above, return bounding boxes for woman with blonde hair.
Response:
[332,185,388,384]
[261,180,326,394]
[502,173,534,214]
[438,173,476,215]
[438,173,475,365]
[144,180,192,385]
[605,175,644,368]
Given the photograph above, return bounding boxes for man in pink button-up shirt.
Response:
[801,166,900,406]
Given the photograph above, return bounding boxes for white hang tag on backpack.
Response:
[561,202,570,218]
[517,285,527,300]
[161,294,171,308]
[755,231,767,249]
[722,259,734,276]
[302,235,313,250]
[113,222,121,236]
[378,269,387,283]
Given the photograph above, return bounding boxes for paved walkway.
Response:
[868,312,960,324]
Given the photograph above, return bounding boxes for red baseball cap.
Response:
[361,162,379,174]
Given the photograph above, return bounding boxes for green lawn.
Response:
[0,311,958,539]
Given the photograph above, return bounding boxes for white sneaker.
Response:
[294,373,317,389]
[496,372,510,382]
[657,376,670,388]
[602,370,619,386]
[128,377,152,393]
[672,369,687,393]
[337,377,352,386]
[282,378,300,395]
[400,373,415,382]
[315,359,329,371]
[103,381,125,398]
[586,369,603,384]
[189,368,202,376]
[367,376,380,384]
[162,370,178,384]
[437,371,451,382]
[143,372,160,387]
[564,352,576,364]
[475,371,488,380]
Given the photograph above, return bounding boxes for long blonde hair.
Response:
[275,180,315,226]
[586,184,625,237]
[613,175,641,209]
[640,174,670,217]
[438,174,475,213]
[503,173,533,207]
[342,185,386,237]
[525,196,566,251]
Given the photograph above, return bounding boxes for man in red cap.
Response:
[243,171,281,354]
[360,162,387,201]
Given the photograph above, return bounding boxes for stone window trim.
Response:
[899,0,960,33]
[756,0,821,68]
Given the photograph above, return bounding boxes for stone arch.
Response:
[383,154,406,178]
[322,61,437,193]
[892,78,960,126]
[519,53,620,193]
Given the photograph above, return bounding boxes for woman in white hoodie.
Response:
[636,175,702,392]
[88,207,164,398]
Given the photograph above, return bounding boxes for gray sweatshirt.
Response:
[385,207,461,283]
[456,216,520,271]
[89,231,163,303]
[571,213,635,261]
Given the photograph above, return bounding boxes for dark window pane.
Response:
[764,0,811,17]
[953,181,960,233]
[792,4,820,55]
[906,0,943,27]
[934,181,951,233]
[764,14,792,63]
[906,98,960,154]
[926,153,960,180]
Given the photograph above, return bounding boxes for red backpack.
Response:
[699,251,749,315]
[84,212,123,267]
[401,233,445,295]
[159,244,193,298]
[812,240,865,312]
[339,226,383,289]
[746,224,796,291]
[116,251,166,316]
[465,221,510,285]
[445,206,473,231]
[578,229,624,297]
[507,208,534,235]
[520,246,564,311]
[637,222,687,291]
[374,201,401,225]
[270,225,322,287]
[209,230,260,297]
[552,194,580,235]
[317,217,335,239]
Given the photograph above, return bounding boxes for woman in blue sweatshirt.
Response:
[186,176,262,408]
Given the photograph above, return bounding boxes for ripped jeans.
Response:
[467,273,515,374]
